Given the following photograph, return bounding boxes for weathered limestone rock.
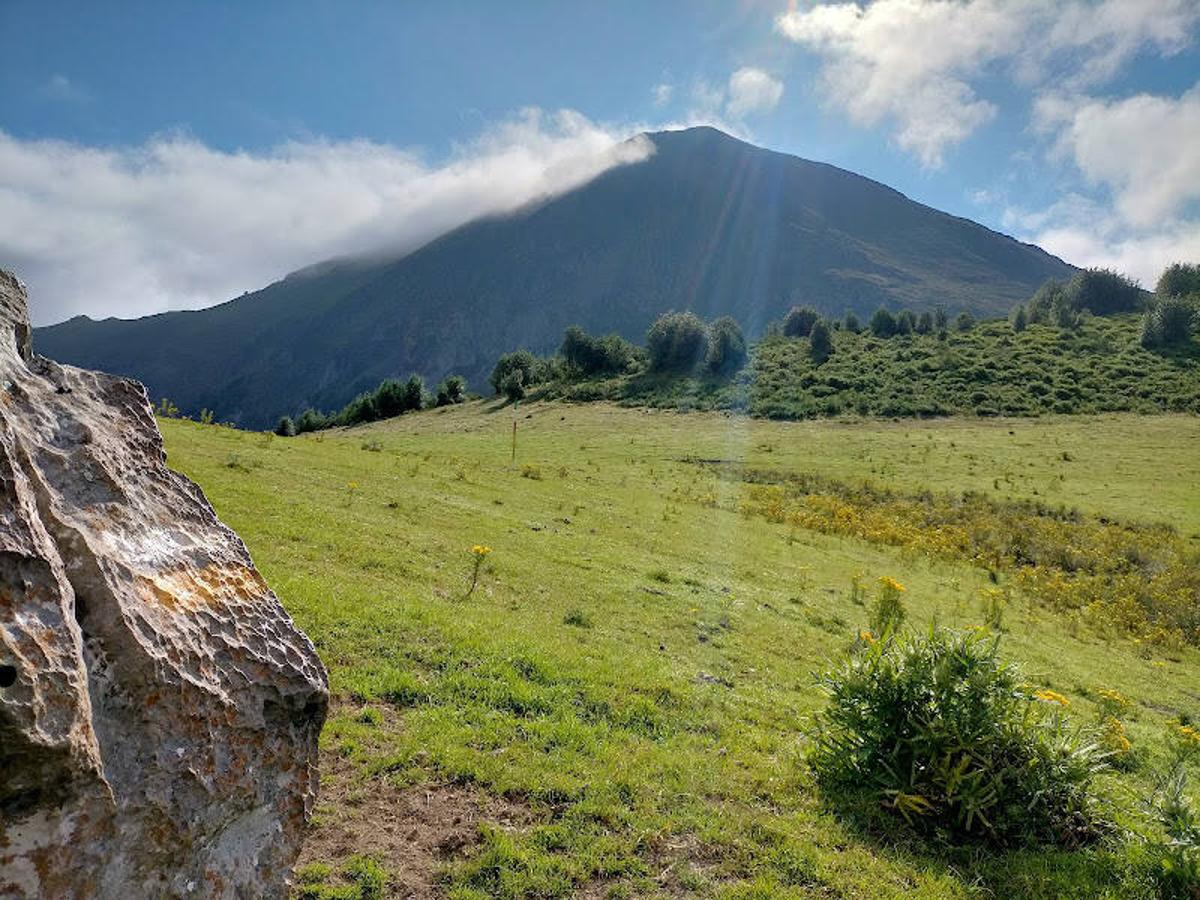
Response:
[0,269,328,898]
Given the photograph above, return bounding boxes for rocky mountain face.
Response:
[35,127,1075,428]
[0,269,327,897]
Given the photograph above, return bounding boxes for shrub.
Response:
[916,310,934,334]
[783,306,820,338]
[895,309,915,335]
[490,349,540,396]
[870,306,897,338]
[373,378,407,419]
[809,319,834,365]
[402,374,425,412]
[955,311,976,332]
[337,392,378,426]
[1156,262,1200,299]
[499,370,526,402]
[435,375,467,406]
[274,416,296,437]
[1063,267,1145,316]
[1052,294,1082,331]
[934,306,948,330]
[560,326,638,377]
[1141,295,1198,348]
[809,628,1105,846]
[843,310,861,333]
[1144,765,1200,896]
[706,316,748,374]
[868,576,906,637]
[1027,280,1066,324]
[295,408,329,433]
[1011,305,1028,333]
[646,311,708,372]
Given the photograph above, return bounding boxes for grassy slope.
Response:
[161,405,1200,898]
[555,315,1200,420]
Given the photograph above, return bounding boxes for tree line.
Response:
[275,373,468,436]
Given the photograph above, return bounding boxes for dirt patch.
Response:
[296,743,533,898]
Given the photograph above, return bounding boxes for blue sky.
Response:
[2,0,1198,324]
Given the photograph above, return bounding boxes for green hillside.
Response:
[160,405,1200,898]
[547,313,1200,419]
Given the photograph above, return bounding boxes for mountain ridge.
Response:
[34,126,1075,427]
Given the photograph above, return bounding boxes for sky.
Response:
[2,0,1198,326]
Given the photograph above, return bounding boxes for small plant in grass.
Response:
[868,576,906,637]
[343,854,388,900]
[979,586,1005,631]
[1143,765,1200,897]
[466,544,491,598]
[521,463,543,480]
[563,608,592,628]
[808,627,1107,846]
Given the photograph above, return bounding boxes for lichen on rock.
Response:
[0,269,328,898]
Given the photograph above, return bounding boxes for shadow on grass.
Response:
[813,784,1153,899]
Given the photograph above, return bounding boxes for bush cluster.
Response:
[645,311,709,372]
[281,370,468,436]
[1016,267,1148,333]
[867,304,955,339]
[560,326,639,378]
[490,349,561,402]
[809,628,1104,846]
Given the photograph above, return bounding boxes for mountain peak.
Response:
[35,131,1075,427]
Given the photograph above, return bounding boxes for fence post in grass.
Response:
[511,413,518,464]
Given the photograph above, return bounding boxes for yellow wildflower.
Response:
[1095,688,1131,712]
[859,629,876,645]
[1033,689,1070,707]
[471,544,492,557]
[1101,717,1132,755]
[878,576,906,593]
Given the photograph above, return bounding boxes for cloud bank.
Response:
[777,0,1198,167]
[1015,84,1200,285]
[1,109,653,325]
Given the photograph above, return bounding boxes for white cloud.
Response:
[1034,85,1200,228]
[725,67,784,118]
[652,83,674,107]
[776,0,1200,166]
[0,109,654,325]
[1006,83,1200,285]
[1030,218,1200,288]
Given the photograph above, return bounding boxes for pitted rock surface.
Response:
[0,269,328,898]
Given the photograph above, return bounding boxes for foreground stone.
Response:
[0,269,328,898]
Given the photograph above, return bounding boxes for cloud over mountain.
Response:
[0,110,652,325]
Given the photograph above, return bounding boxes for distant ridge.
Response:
[35,126,1075,428]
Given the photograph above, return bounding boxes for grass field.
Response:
[159,404,1200,898]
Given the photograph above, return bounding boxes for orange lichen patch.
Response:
[135,562,270,611]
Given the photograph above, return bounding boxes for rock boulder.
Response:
[0,270,328,898]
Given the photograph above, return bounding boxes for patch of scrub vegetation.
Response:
[708,461,1200,648]
[158,404,1200,898]
[495,264,1200,420]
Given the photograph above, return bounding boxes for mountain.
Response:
[34,127,1075,428]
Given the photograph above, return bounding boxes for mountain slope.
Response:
[35,127,1075,428]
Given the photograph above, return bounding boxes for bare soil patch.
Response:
[296,728,532,897]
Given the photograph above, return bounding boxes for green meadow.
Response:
[160,405,1200,898]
